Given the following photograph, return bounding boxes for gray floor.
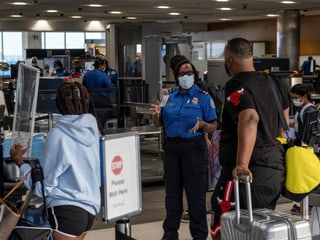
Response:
[88,182,311,240]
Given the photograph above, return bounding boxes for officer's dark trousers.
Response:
[162,135,208,240]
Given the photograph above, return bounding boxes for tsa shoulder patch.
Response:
[227,88,244,106]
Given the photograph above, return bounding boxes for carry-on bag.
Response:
[221,175,312,240]
[10,160,52,240]
[0,175,31,240]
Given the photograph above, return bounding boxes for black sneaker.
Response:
[181,210,190,223]
[290,204,300,215]
[161,237,179,240]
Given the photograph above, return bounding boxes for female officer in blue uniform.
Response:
[151,56,217,240]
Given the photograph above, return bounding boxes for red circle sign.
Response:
[111,155,123,175]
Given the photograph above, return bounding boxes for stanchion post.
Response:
[115,218,131,240]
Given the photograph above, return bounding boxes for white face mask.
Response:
[178,75,194,89]
[293,98,303,107]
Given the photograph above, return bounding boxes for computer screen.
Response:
[37,77,64,113]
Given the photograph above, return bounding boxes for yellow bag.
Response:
[285,145,320,194]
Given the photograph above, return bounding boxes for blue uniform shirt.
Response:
[51,68,70,77]
[105,67,118,86]
[161,85,217,138]
[83,68,115,89]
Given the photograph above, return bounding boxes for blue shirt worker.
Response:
[151,55,217,240]
[51,59,70,77]
[83,58,115,90]
[83,58,115,131]
[300,56,319,75]
[104,60,118,87]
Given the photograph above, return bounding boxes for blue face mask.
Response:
[178,75,194,89]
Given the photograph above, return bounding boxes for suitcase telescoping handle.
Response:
[234,174,253,224]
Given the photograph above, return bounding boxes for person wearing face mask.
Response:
[83,58,115,132]
[31,57,44,76]
[150,55,218,240]
[210,38,289,240]
[289,83,317,145]
[51,59,70,77]
[288,83,316,216]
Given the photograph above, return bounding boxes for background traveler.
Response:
[288,83,317,215]
[210,38,290,239]
[128,53,142,102]
[10,81,101,240]
[151,55,218,240]
[300,56,319,75]
[31,57,44,76]
[71,58,85,78]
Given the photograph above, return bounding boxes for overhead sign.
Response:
[100,131,142,223]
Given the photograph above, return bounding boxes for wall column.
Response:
[277,10,300,71]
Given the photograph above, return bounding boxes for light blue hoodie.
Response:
[20,113,101,215]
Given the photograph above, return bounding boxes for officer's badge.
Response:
[191,97,198,104]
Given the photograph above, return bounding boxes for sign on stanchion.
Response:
[100,131,142,239]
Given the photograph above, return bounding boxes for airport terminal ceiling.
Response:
[1,0,320,31]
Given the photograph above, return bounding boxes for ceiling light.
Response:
[216,0,229,2]
[110,11,122,14]
[88,4,103,7]
[169,12,181,16]
[71,16,82,19]
[12,2,28,5]
[46,10,59,13]
[10,14,23,18]
[218,7,232,11]
[267,14,278,17]
[127,17,137,20]
[281,1,296,4]
[157,6,170,9]
[220,18,232,21]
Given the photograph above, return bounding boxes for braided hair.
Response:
[56,82,90,115]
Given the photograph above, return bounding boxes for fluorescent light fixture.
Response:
[127,17,137,20]
[267,14,278,17]
[12,2,28,5]
[88,4,103,7]
[220,18,232,21]
[169,12,181,16]
[10,15,23,18]
[46,10,59,13]
[281,1,296,4]
[157,6,170,9]
[216,0,229,2]
[71,16,82,19]
[110,11,122,14]
[218,7,232,11]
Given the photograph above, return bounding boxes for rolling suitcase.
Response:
[221,175,312,240]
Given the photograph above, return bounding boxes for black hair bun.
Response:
[170,55,189,71]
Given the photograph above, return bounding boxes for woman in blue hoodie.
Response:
[10,82,101,240]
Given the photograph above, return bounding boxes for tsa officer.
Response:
[151,55,217,240]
